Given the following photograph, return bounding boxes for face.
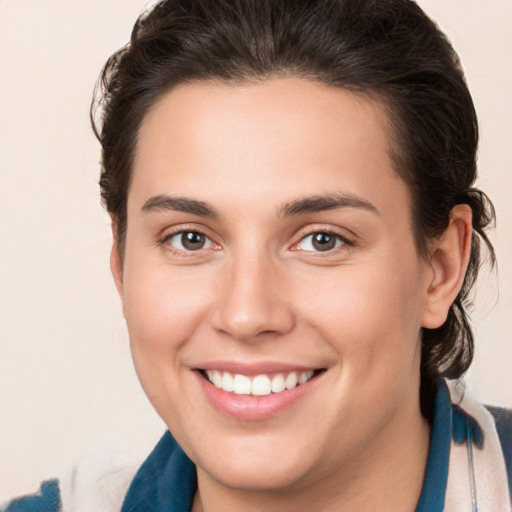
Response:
[115,79,434,492]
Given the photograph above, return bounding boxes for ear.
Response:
[421,204,473,329]
[110,221,126,315]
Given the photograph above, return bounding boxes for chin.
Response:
[204,458,313,492]
[193,435,319,492]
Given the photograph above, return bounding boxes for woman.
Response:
[3,0,511,510]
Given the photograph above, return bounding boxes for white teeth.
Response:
[252,374,272,396]
[212,370,222,388]
[233,374,251,395]
[271,373,285,393]
[298,370,314,384]
[205,369,316,395]
[222,372,234,392]
[285,372,298,390]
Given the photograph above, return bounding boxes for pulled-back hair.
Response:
[91,0,496,405]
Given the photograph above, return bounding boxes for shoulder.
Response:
[486,405,512,492]
[1,480,61,512]
[446,380,512,506]
[486,405,512,443]
[1,443,143,512]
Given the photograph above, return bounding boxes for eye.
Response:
[164,230,216,252]
[296,231,346,252]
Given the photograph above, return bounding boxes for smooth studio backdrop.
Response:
[1,0,511,498]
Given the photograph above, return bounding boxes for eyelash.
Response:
[159,226,218,256]
[292,229,355,254]
[159,227,355,256]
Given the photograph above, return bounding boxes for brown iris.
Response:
[311,232,337,251]
[181,231,206,250]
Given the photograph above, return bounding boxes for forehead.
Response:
[131,78,409,221]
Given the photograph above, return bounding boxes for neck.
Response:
[193,400,431,512]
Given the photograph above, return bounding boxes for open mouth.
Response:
[199,369,325,396]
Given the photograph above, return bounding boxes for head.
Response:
[92,0,495,397]
[92,2,496,500]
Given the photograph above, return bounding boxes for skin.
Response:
[111,78,472,511]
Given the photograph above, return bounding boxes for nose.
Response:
[210,252,295,342]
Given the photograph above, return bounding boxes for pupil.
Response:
[312,232,335,251]
[182,232,205,250]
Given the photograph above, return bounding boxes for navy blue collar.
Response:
[414,379,451,512]
[122,381,453,512]
[121,432,196,512]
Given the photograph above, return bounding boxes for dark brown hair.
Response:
[91,0,496,401]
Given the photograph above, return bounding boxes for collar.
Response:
[121,432,196,512]
[415,379,452,512]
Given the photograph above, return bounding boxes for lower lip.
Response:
[195,371,323,421]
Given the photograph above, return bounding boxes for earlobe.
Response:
[421,204,473,329]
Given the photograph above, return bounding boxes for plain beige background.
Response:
[1,0,511,498]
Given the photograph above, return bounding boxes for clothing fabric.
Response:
[2,380,511,512]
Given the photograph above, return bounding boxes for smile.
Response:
[203,370,316,396]
[196,365,326,420]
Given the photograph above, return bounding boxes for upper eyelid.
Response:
[293,231,351,249]
[160,223,214,240]
[293,225,356,243]
[159,225,219,252]
[300,229,346,239]
[157,223,357,249]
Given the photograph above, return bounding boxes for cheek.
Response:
[294,257,425,369]
[121,265,215,419]
[122,266,211,360]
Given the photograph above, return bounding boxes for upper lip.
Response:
[193,360,325,376]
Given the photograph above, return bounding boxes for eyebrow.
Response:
[141,195,219,218]
[141,192,378,219]
[280,193,379,217]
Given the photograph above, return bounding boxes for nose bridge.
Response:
[211,245,294,341]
